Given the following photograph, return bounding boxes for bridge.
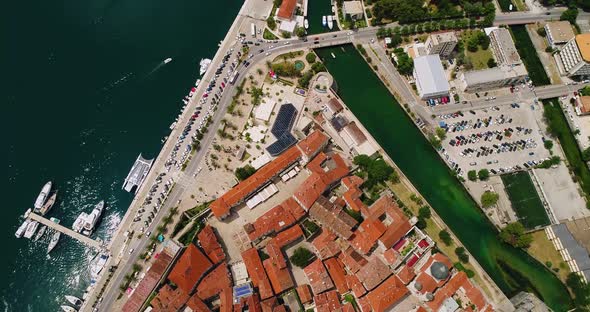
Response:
[27,212,104,250]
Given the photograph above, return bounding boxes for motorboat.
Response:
[65,295,82,306]
[60,305,77,312]
[33,225,47,241]
[15,219,31,238]
[73,200,105,235]
[90,254,109,279]
[39,191,57,215]
[322,16,327,27]
[199,58,212,76]
[164,57,172,64]
[34,181,52,210]
[23,221,39,239]
[195,79,201,87]
[327,16,334,30]
[304,19,309,29]
[47,218,61,253]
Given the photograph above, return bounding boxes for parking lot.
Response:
[437,103,551,177]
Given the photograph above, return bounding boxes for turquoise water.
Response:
[315,45,572,311]
[2,0,241,310]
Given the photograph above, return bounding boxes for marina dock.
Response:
[27,212,104,250]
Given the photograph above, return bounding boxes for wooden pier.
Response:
[27,212,104,250]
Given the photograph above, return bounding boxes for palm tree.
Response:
[132,263,143,272]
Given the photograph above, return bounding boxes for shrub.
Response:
[290,247,314,268]
[305,52,316,64]
[477,169,489,181]
[455,247,469,263]
[439,230,452,246]
[480,191,499,207]
[468,170,477,181]
[235,165,256,181]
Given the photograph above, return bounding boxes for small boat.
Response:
[65,295,83,306]
[90,254,109,279]
[34,225,47,241]
[327,16,334,30]
[60,305,77,312]
[304,19,309,29]
[164,57,172,64]
[47,218,61,253]
[34,181,52,210]
[15,219,31,238]
[331,52,336,59]
[322,16,327,27]
[39,191,57,216]
[23,221,39,239]
[199,58,212,76]
[195,79,201,87]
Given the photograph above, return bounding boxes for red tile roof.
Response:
[311,228,340,259]
[263,258,295,294]
[245,201,297,242]
[151,284,189,312]
[350,218,386,254]
[242,248,274,300]
[265,225,304,270]
[272,305,288,312]
[297,131,329,160]
[430,271,491,312]
[356,255,392,290]
[296,284,313,304]
[365,275,409,312]
[261,297,279,312]
[304,258,335,295]
[211,145,302,219]
[187,294,211,312]
[346,274,367,298]
[283,197,307,221]
[357,296,372,312]
[198,225,226,264]
[382,248,398,265]
[342,302,355,312]
[396,265,416,285]
[338,247,367,274]
[293,173,329,210]
[414,253,453,294]
[220,287,234,312]
[197,263,233,300]
[168,244,213,294]
[326,98,344,114]
[314,290,342,312]
[376,197,412,249]
[324,258,349,294]
[277,0,297,20]
[309,196,357,239]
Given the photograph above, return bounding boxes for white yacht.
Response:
[47,217,61,253]
[15,219,31,238]
[23,221,39,239]
[73,201,105,236]
[34,181,52,210]
[33,225,47,241]
[164,57,172,64]
[65,295,82,307]
[39,191,57,215]
[327,16,334,30]
[60,305,77,312]
[322,16,327,27]
[199,58,212,76]
[304,19,309,29]
[90,254,109,279]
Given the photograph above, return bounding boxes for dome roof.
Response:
[430,261,450,280]
[414,282,423,291]
[425,292,434,301]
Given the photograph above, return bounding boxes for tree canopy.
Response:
[392,48,414,75]
[305,52,317,64]
[235,165,256,181]
[353,155,396,188]
[480,191,498,207]
[477,169,489,181]
[499,222,532,248]
[290,247,314,268]
[439,230,452,246]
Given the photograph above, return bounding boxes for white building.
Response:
[489,28,521,66]
[343,1,364,20]
[544,21,575,48]
[460,64,528,92]
[413,55,450,100]
[425,31,458,59]
[555,34,590,78]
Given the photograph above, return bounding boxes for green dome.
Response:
[430,261,449,280]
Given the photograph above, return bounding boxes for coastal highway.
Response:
[91,4,588,311]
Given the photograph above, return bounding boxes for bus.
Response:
[229,71,239,85]
[251,23,256,37]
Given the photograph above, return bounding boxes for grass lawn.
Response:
[510,25,550,86]
[501,172,550,229]
[543,99,590,197]
[263,28,278,40]
[527,231,570,282]
[462,31,493,70]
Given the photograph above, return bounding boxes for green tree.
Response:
[295,26,306,38]
[477,169,490,181]
[235,165,256,181]
[290,247,314,268]
[439,230,452,246]
[583,146,590,161]
[560,8,579,25]
[537,27,546,37]
[435,127,447,140]
[455,247,469,263]
[487,58,497,68]
[305,52,317,64]
[298,70,314,88]
[468,170,477,181]
[480,190,498,207]
[544,139,553,150]
[311,62,326,73]
[392,48,414,75]
[266,16,277,30]
[566,273,590,310]
[499,222,532,248]
[418,206,431,219]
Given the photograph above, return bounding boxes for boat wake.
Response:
[101,72,134,92]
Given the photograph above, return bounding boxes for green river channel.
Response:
[315,45,572,311]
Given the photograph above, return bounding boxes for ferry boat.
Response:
[15,219,31,238]
[33,225,47,241]
[39,191,57,215]
[322,16,327,27]
[34,181,52,210]
[304,19,309,29]
[60,305,77,312]
[164,57,172,64]
[327,16,334,30]
[199,58,212,76]
[23,221,39,239]
[73,200,105,236]
[91,254,109,279]
[65,295,82,307]
[47,218,61,253]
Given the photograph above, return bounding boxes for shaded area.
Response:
[501,172,550,229]
[314,44,572,310]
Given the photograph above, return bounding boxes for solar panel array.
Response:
[233,283,253,299]
[266,104,298,156]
